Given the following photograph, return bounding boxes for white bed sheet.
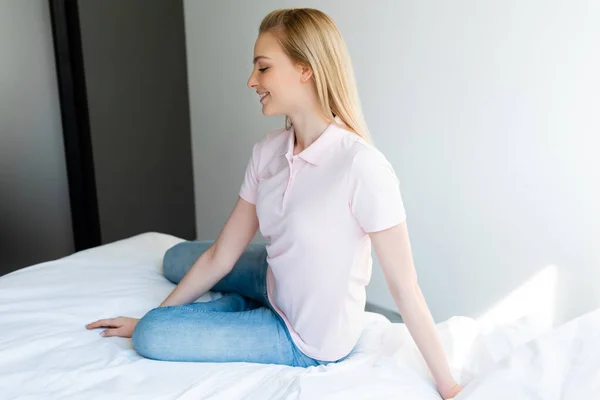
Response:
[0,232,598,399]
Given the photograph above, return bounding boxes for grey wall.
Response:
[184,0,600,327]
[78,0,197,244]
[0,0,74,275]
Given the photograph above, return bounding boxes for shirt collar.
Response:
[280,117,346,166]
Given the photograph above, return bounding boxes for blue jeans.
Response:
[132,241,342,367]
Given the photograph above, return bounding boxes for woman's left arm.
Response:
[369,221,463,399]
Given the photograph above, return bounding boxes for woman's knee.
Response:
[162,242,186,283]
[132,307,169,360]
[162,240,213,284]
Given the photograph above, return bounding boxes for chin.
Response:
[262,107,283,117]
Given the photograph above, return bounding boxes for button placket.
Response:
[282,154,298,209]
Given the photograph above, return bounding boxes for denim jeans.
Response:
[132,241,344,367]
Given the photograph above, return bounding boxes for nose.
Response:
[247,69,258,89]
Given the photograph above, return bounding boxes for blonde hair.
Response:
[259,8,372,142]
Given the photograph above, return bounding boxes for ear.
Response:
[297,62,314,83]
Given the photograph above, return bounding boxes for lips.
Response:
[258,91,270,103]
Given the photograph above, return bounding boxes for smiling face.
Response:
[247,31,312,117]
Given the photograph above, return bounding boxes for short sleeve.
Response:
[348,148,407,233]
[239,142,260,204]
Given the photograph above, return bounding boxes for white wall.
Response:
[184,0,600,327]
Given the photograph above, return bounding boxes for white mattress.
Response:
[0,232,598,399]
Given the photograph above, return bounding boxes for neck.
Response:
[289,110,331,154]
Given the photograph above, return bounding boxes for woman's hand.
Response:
[86,317,139,338]
[438,381,464,399]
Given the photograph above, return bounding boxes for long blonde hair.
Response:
[259,8,372,142]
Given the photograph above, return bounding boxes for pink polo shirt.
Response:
[239,119,406,361]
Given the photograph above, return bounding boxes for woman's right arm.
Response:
[159,196,259,307]
[85,196,258,337]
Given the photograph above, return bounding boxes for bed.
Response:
[1,232,598,399]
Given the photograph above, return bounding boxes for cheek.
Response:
[269,72,301,101]
[261,72,277,91]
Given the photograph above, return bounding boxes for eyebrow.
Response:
[253,55,270,64]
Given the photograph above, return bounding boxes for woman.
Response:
[86,8,463,399]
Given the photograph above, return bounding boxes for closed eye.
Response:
[259,67,269,73]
